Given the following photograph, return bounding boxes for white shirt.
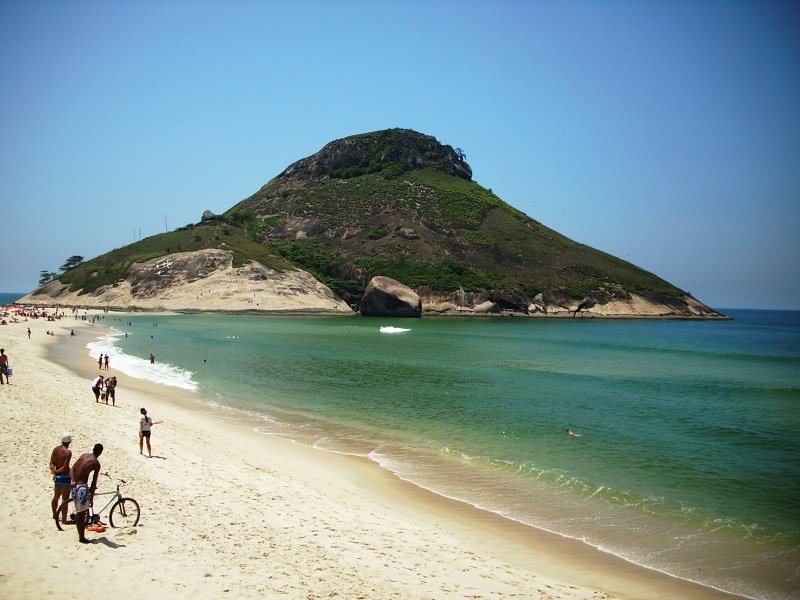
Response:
[139,414,152,432]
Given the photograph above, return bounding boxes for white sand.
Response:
[0,314,741,599]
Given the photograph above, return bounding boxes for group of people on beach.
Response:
[0,304,167,543]
[50,433,103,543]
[50,405,162,543]
[91,374,118,405]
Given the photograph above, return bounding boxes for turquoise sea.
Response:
[21,294,800,599]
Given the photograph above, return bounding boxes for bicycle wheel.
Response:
[109,497,140,528]
[54,498,74,531]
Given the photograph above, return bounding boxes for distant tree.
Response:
[39,270,59,286]
[60,255,84,271]
[454,147,466,161]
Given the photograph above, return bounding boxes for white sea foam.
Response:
[379,326,410,334]
[86,329,198,391]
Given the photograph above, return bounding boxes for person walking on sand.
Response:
[97,354,103,370]
[70,443,103,543]
[0,349,9,384]
[50,432,73,524]
[139,408,163,457]
[104,354,109,370]
[91,374,104,402]
[27,328,31,339]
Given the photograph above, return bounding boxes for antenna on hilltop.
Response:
[165,214,168,232]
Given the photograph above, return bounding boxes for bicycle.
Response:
[55,473,140,531]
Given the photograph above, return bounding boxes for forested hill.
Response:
[23,128,723,318]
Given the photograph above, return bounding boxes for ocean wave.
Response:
[86,330,198,391]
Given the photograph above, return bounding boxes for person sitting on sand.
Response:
[70,443,103,543]
[50,432,73,524]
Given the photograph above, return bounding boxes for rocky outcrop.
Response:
[17,249,353,315]
[277,129,472,181]
[360,276,422,318]
[526,288,723,318]
[530,290,577,314]
[416,287,725,319]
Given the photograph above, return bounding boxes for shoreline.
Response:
[0,312,744,599]
[11,300,730,320]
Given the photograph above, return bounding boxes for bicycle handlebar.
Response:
[103,473,127,486]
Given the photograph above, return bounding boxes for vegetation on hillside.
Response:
[57,220,290,294]
[48,128,688,306]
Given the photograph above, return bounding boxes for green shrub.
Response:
[367,226,389,240]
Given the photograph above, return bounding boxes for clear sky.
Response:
[1,1,798,310]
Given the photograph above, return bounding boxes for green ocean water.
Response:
[87,309,799,599]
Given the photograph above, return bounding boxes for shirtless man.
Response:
[0,348,8,384]
[50,432,73,524]
[106,376,117,406]
[70,444,103,543]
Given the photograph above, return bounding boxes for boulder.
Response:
[397,226,420,240]
[360,276,422,318]
[474,300,498,314]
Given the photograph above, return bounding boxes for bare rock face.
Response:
[530,290,578,314]
[16,249,353,315]
[360,276,422,318]
[488,290,529,313]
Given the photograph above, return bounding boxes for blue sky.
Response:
[1,1,798,309]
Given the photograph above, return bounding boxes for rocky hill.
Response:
[18,129,725,318]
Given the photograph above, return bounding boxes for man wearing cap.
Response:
[50,432,73,524]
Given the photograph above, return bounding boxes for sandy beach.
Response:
[0,313,743,599]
